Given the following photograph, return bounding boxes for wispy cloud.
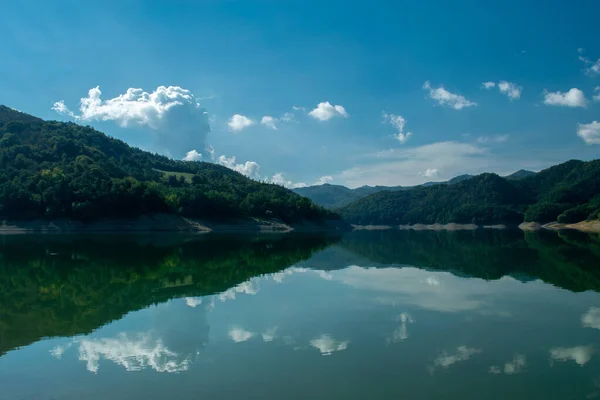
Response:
[482,81,522,100]
[498,81,522,100]
[383,112,413,144]
[579,53,600,75]
[423,168,439,178]
[432,346,481,370]
[339,141,487,187]
[476,134,509,144]
[489,354,526,375]
[423,81,477,110]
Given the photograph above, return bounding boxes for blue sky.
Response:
[2,0,600,187]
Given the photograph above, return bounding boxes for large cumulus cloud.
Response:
[52,85,211,158]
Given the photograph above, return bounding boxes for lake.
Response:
[1,230,600,399]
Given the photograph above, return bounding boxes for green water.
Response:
[1,230,600,399]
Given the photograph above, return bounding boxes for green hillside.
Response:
[339,161,600,225]
[0,233,337,355]
[0,106,337,223]
[293,176,474,209]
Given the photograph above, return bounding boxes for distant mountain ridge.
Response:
[294,171,534,209]
[337,160,600,226]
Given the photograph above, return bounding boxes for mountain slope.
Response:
[339,162,600,225]
[339,173,526,225]
[295,175,474,209]
[506,169,536,180]
[0,106,337,223]
[293,184,365,209]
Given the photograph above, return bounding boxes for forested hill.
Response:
[0,106,337,223]
[294,174,495,209]
[339,160,600,225]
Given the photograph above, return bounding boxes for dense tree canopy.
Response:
[339,161,600,225]
[0,106,337,223]
[0,233,338,356]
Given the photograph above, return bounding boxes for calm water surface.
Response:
[1,230,600,399]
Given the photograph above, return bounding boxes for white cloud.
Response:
[577,121,600,145]
[489,366,501,374]
[543,88,587,108]
[207,145,216,161]
[339,141,488,187]
[292,106,306,112]
[260,116,278,130]
[582,307,600,329]
[185,297,202,308]
[424,168,439,178]
[183,149,202,161]
[385,113,406,132]
[498,81,522,100]
[395,132,413,143]
[228,327,255,343]
[50,343,73,359]
[423,81,477,110]
[310,334,349,355]
[52,86,211,158]
[490,354,527,375]
[51,100,75,117]
[550,345,594,366]
[262,327,278,342]
[433,346,481,369]
[579,55,600,75]
[218,280,260,302]
[228,114,254,132]
[308,101,349,121]
[425,276,440,286]
[270,172,308,189]
[481,81,521,99]
[217,155,261,179]
[77,333,191,373]
[316,175,333,185]
[594,87,600,102]
[327,265,549,314]
[476,134,509,144]
[504,354,527,374]
[281,112,295,122]
[387,312,414,343]
[383,112,414,144]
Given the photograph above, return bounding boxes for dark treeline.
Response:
[0,233,339,356]
[0,106,337,223]
[339,160,600,225]
[338,229,600,292]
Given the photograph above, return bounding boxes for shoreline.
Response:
[519,220,600,233]
[352,221,600,233]
[0,214,348,234]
